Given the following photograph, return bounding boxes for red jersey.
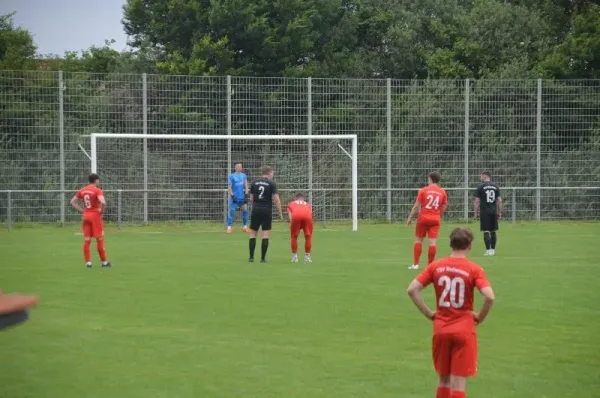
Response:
[287,200,313,219]
[416,257,490,334]
[417,185,448,219]
[76,185,104,214]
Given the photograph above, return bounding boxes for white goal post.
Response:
[90,133,359,231]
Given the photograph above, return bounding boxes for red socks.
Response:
[450,391,466,398]
[413,242,422,265]
[436,387,451,398]
[83,240,91,263]
[428,245,437,264]
[97,239,107,262]
[291,236,298,254]
[305,235,312,254]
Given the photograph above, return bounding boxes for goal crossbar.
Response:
[90,133,359,231]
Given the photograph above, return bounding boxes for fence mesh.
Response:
[1,71,599,226]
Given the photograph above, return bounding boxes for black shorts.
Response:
[480,213,499,232]
[250,207,273,231]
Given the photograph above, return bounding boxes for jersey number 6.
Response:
[438,276,466,308]
[83,194,92,208]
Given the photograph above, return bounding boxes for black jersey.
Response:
[250,177,278,209]
[475,182,501,215]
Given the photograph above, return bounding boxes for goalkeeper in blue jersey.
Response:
[227,162,249,233]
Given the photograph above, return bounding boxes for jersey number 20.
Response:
[438,276,465,308]
[425,194,440,210]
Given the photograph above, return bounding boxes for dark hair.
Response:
[88,173,100,184]
[261,165,274,175]
[481,171,491,178]
[450,228,474,250]
[295,192,305,199]
[428,172,441,184]
[234,161,242,166]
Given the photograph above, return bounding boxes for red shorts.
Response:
[290,217,313,237]
[415,217,441,239]
[82,212,104,238]
[432,332,478,377]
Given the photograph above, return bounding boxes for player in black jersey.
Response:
[248,166,284,263]
[474,171,503,256]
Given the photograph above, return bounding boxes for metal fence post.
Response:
[307,77,313,205]
[536,79,542,222]
[58,71,65,227]
[227,75,232,180]
[7,191,12,232]
[223,190,228,229]
[143,73,148,225]
[464,79,470,221]
[511,188,516,224]
[117,189,123,227]
[386,78,392,222]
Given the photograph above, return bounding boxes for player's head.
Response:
[449,227,473,251]
[480,171,491,182]
[261,165,274,179]
[88,173,100,185]
[234,162,243,173]
[428,172,441,185]
[295,192,305,200]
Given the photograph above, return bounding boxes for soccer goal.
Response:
[89,133,358,231]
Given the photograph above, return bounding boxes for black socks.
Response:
[249,238,256,259]
[261,239,269,260]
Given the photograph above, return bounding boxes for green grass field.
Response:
[1,222,599,398]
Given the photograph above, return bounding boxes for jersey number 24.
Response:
[425,194,441,210]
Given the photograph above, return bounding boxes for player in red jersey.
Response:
[407,172,448,269]
[287,193,314,263]
[407,228,495,398]
[70,173,111,268]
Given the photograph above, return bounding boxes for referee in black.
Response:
[248,166,284,263]
[474,171,503,256]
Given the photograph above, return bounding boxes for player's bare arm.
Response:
[497,196,503,219]
[273,193,284,220]
[98,195,106,214]
[249,193,254,203]
[228,184,233,197]
[407,280,436,320]
[406,199,420,226]
[70,195,84,214]
[473,197,480,218]
[244,179,249,195]
[474,286,495,324]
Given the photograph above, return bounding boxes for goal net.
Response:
[90,134,358,230]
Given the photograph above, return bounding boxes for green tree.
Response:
[0,13,36,70]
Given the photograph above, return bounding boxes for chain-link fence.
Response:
[1,71,599,228]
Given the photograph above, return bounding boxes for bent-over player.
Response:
[474,171,502,256]
[287,193,313,263]
[407,228,496,398]
[248,166,283,263]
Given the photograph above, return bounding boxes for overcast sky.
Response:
[1,0,129,56]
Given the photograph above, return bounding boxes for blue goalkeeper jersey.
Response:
[229,172,247,199]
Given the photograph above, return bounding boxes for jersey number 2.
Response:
[257,186,265,199]
[83,194,92,208]
[438,276,465,308]
[425,194,440,210]
[485,190,496,203]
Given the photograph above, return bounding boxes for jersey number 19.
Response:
[485,190,496,203]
